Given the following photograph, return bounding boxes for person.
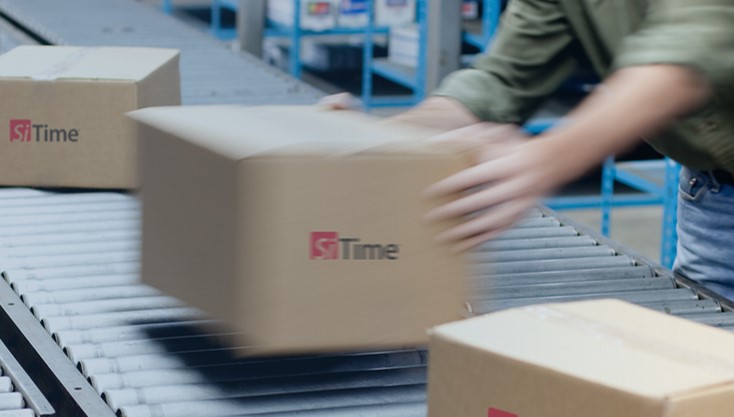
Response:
[324,0,734,299]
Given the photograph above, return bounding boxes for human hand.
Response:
[424,124,572,252]
[317,92,364,111]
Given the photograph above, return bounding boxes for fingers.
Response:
[450,231,501,253]
[424,154,519,202]
[317,93,363,111]
[435,198,535,252]
[425,172,531,222]
[430,123,526,147]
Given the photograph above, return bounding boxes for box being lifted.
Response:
[0,46,180,189]
[428,299,734,417]
[130,105,469,356]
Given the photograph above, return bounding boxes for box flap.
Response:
[431,299,734,399]
[0,46,179,82]
[128,105,459,158]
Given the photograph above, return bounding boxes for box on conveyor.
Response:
[428,299,734,417]
[0,46,180,189]
[129,105,470,356]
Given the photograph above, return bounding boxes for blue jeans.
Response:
[674,167,734,301]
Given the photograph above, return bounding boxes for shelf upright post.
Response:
[414,0,428,103]
[482,0,501,49]
[361,0,376,111]
[212,0,223,37]
[290,0,303,78]
[236,0,266,56]
[425,0,461,93]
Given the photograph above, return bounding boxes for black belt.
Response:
[712,169,734,186]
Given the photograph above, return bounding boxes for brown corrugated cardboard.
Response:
[428,299,734,417]
[130,105,469,355]
[0,46,180,188]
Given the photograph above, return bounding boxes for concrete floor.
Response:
[561,205,664,264]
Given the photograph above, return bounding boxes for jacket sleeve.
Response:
[433,0,578,124]
[614,0,734,90]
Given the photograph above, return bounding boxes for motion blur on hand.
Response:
[317,92,364,111]
[423,123,551,252]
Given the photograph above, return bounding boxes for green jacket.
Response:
[435,0,734,171]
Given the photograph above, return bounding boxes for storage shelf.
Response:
[265,20,391,37]
[463,31,487,50]
[370,58,419,90]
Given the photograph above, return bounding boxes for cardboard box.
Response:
[0,46,180,189]
[428,299,734,417]
[130,105,469,355]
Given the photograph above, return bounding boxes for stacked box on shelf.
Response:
[268,0,338,31]
[462,0,480,19]
[388,23,418,68]
[338,0,369,27]
[265,0,417,30]
[338,0,417,28]
[374,0,416,26]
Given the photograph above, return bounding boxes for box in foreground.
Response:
[0,46,180,188]
[429,299,734,417]
[131,105,469,355]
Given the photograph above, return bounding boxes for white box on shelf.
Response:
[376,0,416,27]
[462,0,479,19]
[267,0,338,32]
[388,23,418,67]
[337,0,368,28]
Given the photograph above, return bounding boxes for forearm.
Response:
[539,65,710,182]
[382,96,481,132]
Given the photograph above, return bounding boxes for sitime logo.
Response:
[10,119,31,142]
[488,408,518,417]
[310,231,400,260]
[9,119,80,143]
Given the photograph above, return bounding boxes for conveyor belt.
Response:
[0,334,54,417]
[0,189,732,417]
[0,7,34,53]
[0,0,322,105]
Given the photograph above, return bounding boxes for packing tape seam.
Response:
[31,47,99,81]
[524,305,734,381]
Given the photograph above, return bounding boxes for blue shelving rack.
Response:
[198,0,393,79]
[462,0,501,52]
[161,0,239,38]
[266,6,392,79]
[361,0,427,109]
[361,0,503,109]
[210,0,239,39]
